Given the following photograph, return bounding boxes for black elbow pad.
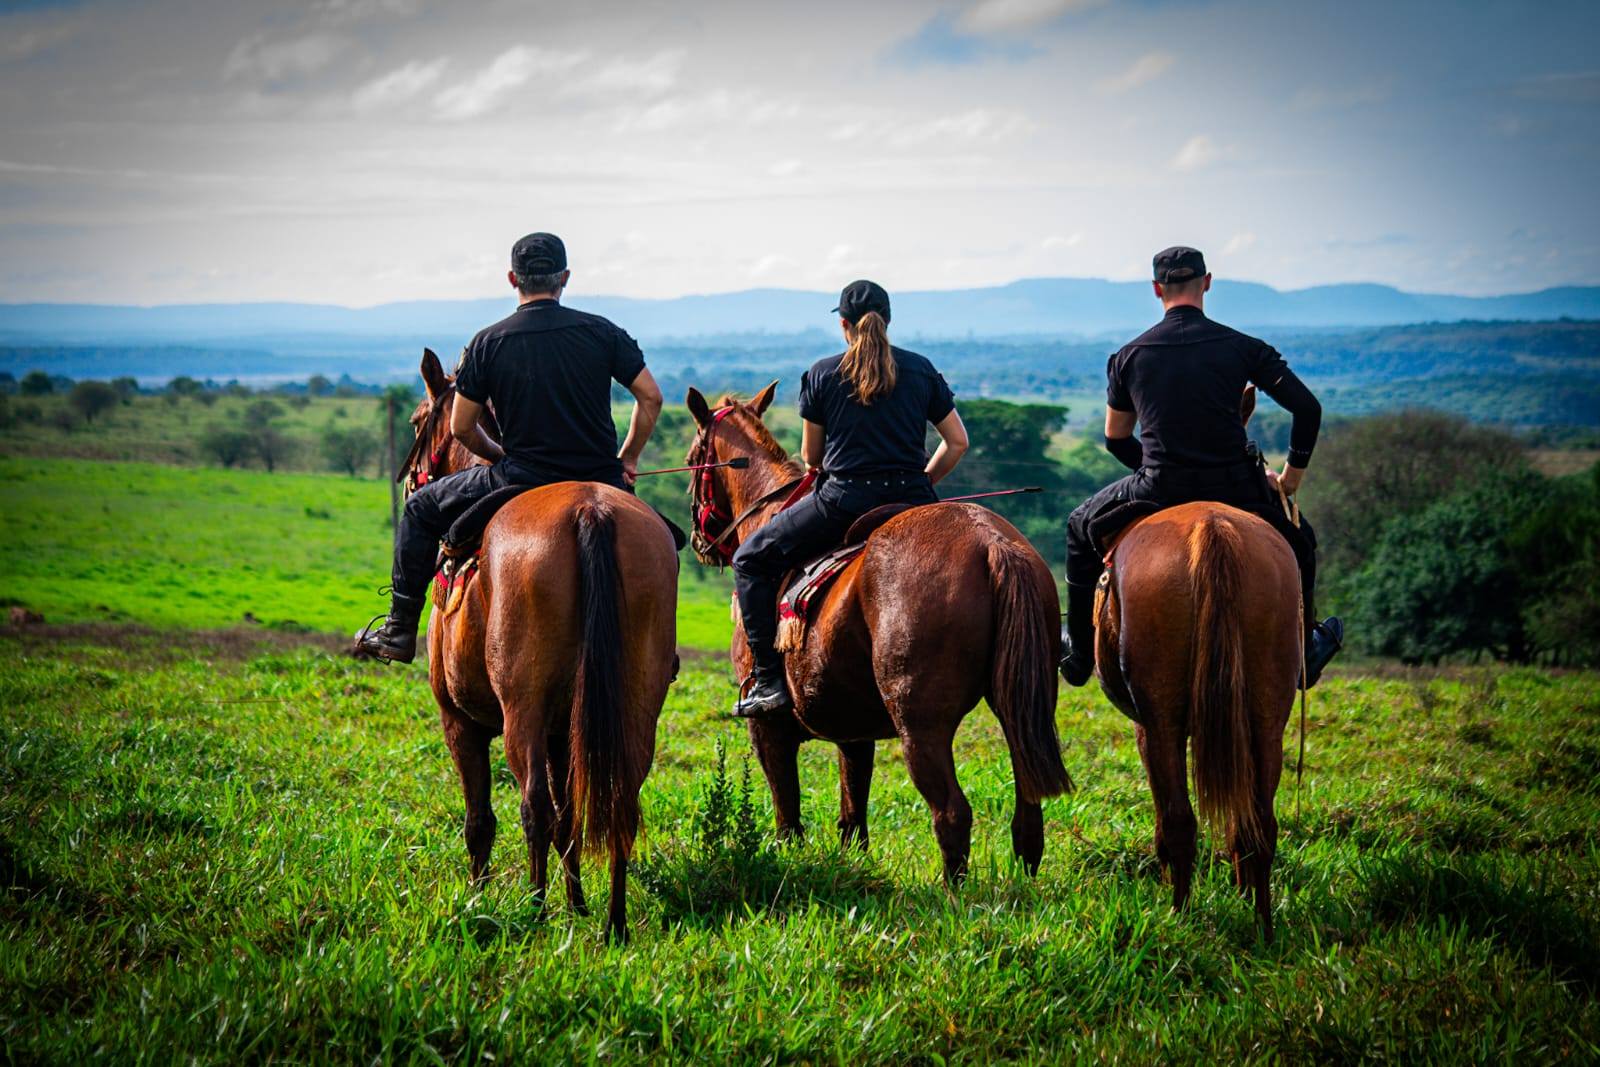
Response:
[1105,435,1143,471]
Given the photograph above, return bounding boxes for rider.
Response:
[731,279,971,718]
[355,231,664,663]
[1059,246,1344,688]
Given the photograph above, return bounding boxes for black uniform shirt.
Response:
[798,346,956,477]
[1107,305,1320,469]
[454,299,645,480]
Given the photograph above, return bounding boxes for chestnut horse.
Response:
[1094,500,1301,939]
[405,349,677,943]
[685,383,1071,882]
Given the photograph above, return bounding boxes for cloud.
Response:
[884,12,1041,67]
[0,15,82,62]
[224,33,344,84]
[352,58,448,111]
[1171,134,1219,172]
[1290,81,1391,112]
[1509,71,1600,102]
[434,46,587,120]
[579,50,682,96]
[959,0,1107,33]
[1041,233,1082,250]
[1095,51,1174,95]
[1221,232,1256,255]
[887,108,1035,147]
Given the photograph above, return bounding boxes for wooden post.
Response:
[385,392,399,530]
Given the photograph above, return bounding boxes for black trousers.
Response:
[392,459,627,600]
[733,473,937,676]
[1065,462,1318,624]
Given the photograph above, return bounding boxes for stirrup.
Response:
[351,613,391,663]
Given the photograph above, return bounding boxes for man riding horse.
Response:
[1059,245,1344,689]
[731,280,971,718]
[356,232,665,663]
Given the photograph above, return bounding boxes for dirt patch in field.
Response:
[0,621,347,663]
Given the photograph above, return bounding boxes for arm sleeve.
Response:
[797,368,822,423]
[1105,434,1144,471]
[926,370,956,423]
[610,327,645,388]
[1106,351,1134,412]
[453,339,489,403]
[1250,343,1322,467]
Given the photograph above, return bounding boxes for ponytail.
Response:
[840,311,896,405]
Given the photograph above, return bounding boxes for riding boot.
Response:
[353,591,425,664]
[1303,617,1344,689]
[733,660,794,719]
[1058,580,1097,688]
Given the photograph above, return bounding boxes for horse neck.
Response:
[720,435,800,522]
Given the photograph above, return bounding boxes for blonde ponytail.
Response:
[840,311,896,405]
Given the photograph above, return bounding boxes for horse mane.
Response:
[716,394,799,471]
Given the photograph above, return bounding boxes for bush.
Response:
[321,425,378,477]
[68,380,119,425]
[110,377,139,404]
[14,400,41,424]
[19,370,53,396]
[199,424,252,468]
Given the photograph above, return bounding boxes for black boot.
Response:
[1058,580,1097,688]
[733,663,794,719]
[1302,617,1344,689]
[353,592,425,664]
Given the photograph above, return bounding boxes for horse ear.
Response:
[420,348,450,400]
[1239,384,1257,427]
[751,380,779,416]
[686,387,712,427]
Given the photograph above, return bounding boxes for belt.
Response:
[829,473,928,488]
[1145,458,1259,489]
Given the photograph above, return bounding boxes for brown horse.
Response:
[1093,500,1301,939]
[406,349,678,943]
[684,383,1071,882]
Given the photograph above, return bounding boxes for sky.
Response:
[1,0,1597,306]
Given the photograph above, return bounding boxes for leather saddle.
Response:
[773,502,920,652]
[442,485,689,558]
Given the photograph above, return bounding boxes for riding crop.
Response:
[633,457,751,477]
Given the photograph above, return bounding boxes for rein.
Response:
[396,383,502,497]
[1276,478,1310,823]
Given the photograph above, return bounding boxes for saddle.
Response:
[430,485,689,619]
[773,503,917,652]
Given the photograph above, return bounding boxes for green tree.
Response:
[931,399,1070,565]
[1354,471,1545,665]
[167,375,203,399]
[19,370,53,396]
[110,377,139,404]
[321,424,378,477]
[199,424,252,468]
[1508,463,1600,666]
[307,374,333,397]
[68,380,119,425]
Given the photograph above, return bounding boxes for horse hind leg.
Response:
[900,727,973,885]
[1142,716,1197,911]
[546,727,588,916]
[440,702,497,887]
[1243,722,1287,941]
[1010,786,1044,876]
[502,707,554,908]
[836,740,874,850]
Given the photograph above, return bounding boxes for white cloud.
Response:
[224,33,344,83]
[1095,51,1174,95]
[1221,232,1257,255]
[886,108,1036,147]
[435,46,587,120]
[750,253,795,277]
[2,18,83,62]
[352,58,448,112]
[1041,233,1082,250]
[578,50,682,97]
[959,0,1106,34]
[769,159,804,177]
[1171,134,1219,172]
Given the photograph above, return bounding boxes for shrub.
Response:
[19,370,53,396]
[321,425,378,477]
[68,380,119,424]
[199,424,252,468]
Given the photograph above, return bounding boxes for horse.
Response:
[403,348,678,943]
[684,382,1072,883]
[1093,499,1302,940]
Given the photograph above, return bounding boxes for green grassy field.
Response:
[0,457,735,650]
[1,629,1596,1062]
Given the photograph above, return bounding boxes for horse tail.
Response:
[1187,513,1260,848]
[568,501,633,858]
[987,537,1073,802]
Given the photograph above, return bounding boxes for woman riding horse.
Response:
[731,279,971,718]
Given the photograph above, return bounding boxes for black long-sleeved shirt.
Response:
[1106,305,1320,470]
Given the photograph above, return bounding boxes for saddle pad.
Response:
[774,542,867,651]
[433,552,480,616]
[442,485,688,555]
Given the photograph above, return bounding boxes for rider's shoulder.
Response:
[889,345,938,376]
[806,352,847,380]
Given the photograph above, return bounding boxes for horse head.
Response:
[398,348,498,496]
[683,380,799,564]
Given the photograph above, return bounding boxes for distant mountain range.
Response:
[3,277,1598,348]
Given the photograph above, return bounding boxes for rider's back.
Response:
[799,346,954,477]
[456,300,645,481]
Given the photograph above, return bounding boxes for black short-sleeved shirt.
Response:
[798,345,956,477]
[453,299,645,479]
[1107,305,1314,469]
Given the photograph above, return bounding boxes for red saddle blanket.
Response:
[432,552,480,616]
[774,543,866,652]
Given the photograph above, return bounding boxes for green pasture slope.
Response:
[0,457,735,650]
[1,631,1597,1061]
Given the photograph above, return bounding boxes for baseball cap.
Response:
[512,232,567,275]
[1153,246,1207,283]
[831,279,891,325]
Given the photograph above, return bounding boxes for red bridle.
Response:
[687,405,815,566]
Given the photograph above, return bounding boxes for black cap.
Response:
[831,279,891,325]
[1153,245,1206,284]
[511,232,567,276]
